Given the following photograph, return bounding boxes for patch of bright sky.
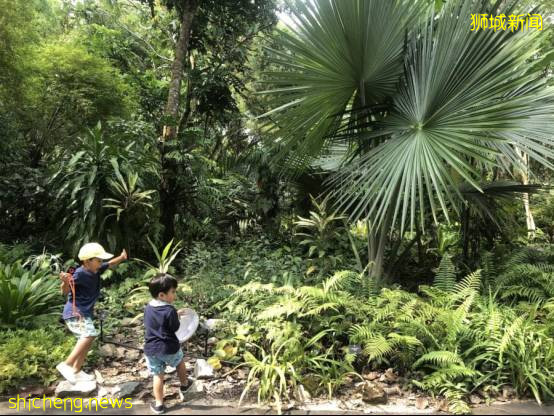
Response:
[277,9,296,29]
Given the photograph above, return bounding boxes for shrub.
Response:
[0,243,31,264]
[217,260,554,414]
[0,261,61,329]
[0,327,96,393]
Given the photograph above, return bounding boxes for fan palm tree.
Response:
[261,0,554,279]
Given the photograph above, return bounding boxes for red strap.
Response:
[65,269,81,319]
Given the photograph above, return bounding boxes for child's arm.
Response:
[108,249,128,268]
[59,272,71,296]
[168,308,180,332]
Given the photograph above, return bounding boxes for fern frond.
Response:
[454,270,481,296]
[413,351,463,368]
[434,255,456,293]
[299,302,340,316]
[443,387,471,415]
[456,292,476,317]
[363,334,394,361]
[256,297,304,320]
[322,270,357,293]
[418,364,479,389]
[485,309,503,337]
[348,324,377,343]
[388,333,422,349]
[498,315,525,361]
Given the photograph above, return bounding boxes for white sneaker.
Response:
[75,370,95,381]
[56,362,76,384]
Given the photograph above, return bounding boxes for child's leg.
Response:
[72,336,95,372]
[65,336,95,372]
[64,317,98,373]
[176,359,188,385]
[153,374,164,405]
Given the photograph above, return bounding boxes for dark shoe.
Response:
[178,379,193,402]
[150,401,165,414]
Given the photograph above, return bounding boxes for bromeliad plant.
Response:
[102,158,156,251]
[0,261,60,329]
[294,195,346,275]
[126,238,188,313]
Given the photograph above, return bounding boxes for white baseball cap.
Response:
[78,243,114,261]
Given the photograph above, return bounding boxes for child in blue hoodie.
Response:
[144,273,191,414]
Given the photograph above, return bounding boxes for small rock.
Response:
[103,367,119,377]
[94,370,104,384]
[19,385,45,397]
[415,397,429,410]
[136,390,152,401]
[55,380,97,398]
[127,350,140,361]
[383,368,397,383]
[383,385,402,396]
[100,344,117,357]
[113,382,141,399]
[470,394,483,404]
[363,371,380,381]
[97,387,110,398]
[293,385,311,403]
[200,319,224,331]
[181,380,205,401]
[207,337,218,345]
[502,385,516,400]
[236,368,248,379]
[194,359,215,379]
[121,318,135,327]
[347,398,364,409]
[436,398,450,412]
[139,370,150,379]
[116,347,127,359]
[358,381,387,404]
[165,366,176,374]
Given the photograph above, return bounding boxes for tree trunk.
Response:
[159,0,198,244]
[461,203,470,264]
[515,147,535,239]
[366,218,389,284]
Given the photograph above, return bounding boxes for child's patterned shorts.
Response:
[65,317,99,339]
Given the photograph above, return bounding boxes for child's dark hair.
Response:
[149,273,178,298]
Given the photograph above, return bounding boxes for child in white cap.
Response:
[56,242,127,383]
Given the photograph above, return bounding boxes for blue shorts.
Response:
[65,316,99,339]
[145,349,184,376]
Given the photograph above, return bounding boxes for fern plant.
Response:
[494,263,554,306]
[220,270,368,406]
[433,255,456,293]
[217,254,554,414]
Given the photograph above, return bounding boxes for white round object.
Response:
[175,308,199,343]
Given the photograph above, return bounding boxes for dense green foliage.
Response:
[0,327,94,393]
